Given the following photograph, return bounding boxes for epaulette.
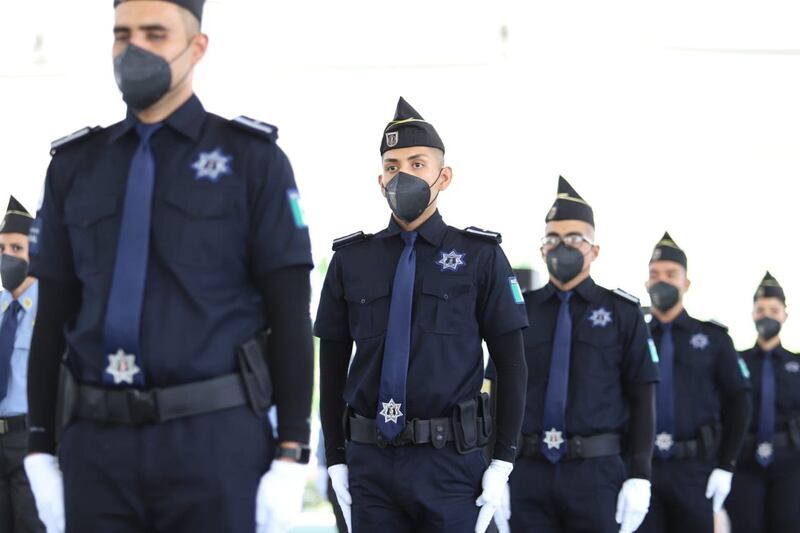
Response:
[462,226,502,244]
[332,231,372,251]
[613,288,641,305]
[706,319,729,331]
[50,126,103,155]
[231,116,279,142]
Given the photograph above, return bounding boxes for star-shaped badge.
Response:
[542,428,565,450]
[436,250,466,272]
[379,399,403,424]
[785,361,800,374]
[690,333,710,350]
[757,442,774,461]
[655,432,674,452]
[191,148,232,182]
[588,307,613,328]
[105,349,141,385]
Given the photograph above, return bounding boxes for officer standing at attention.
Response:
[509,177,658,533]
[23,1,314,532]
[315,97,529,533]
[639,233,752,533]
[0,197,45,533]
[726,272,800,532]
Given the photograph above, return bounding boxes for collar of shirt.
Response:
[377,209,447,247]
[534,276,601,304]
[753,343,791,359]
[0,279,38,316]
[653,308,692,332]
[108,93,206,144]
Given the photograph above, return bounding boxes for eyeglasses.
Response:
[540,233,595,250]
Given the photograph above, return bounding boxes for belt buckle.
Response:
[0,419,7,435]
[127,389,159,425]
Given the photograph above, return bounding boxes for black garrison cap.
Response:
[0,196,33,236]
[649,231,687,269]
[545,176,595,227]
[380,97,445,155]
[114,0,205,22]
[754,271,785,303]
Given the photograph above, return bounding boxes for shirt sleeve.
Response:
[28,159,76,281]
[476,245,529,339]
[313,253,351,341]
[716,331,752,395]
[621,305,660,385]
[247,144,313,278]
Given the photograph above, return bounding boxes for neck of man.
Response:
[652,302,684,324]
[11,276,35,300]
[757,336,781,352]
[395,202,437,232]
[135,75,194,124]
[550,269,591,292]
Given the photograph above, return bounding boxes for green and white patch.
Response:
[738,358,751,379]
[648,338,660,363]
[508,276,524,304]
[287,189,307,228]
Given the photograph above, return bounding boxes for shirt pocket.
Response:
[418,276,475,335]
[573,326,623,379]
[63,193,120,276]
[344,281,391,340]
[159,185,240,269]
[523,326,553,378]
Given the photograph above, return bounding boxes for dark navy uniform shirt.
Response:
[739,344,800,433]
[521,277,659,437]
[649,310,751,440]
[29,95,313,387]
[313,211,529,420]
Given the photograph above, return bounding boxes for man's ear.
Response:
[437,166,453,191]
[191,34,209,64]
[377,174,386,196]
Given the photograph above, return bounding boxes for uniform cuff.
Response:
[278,426,311,446]
[28,431,56,456]
[492,443,518,464]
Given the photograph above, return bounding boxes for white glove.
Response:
[705,468,733,513]
[615,478,651,533]
[328,464,352,533]
[475,459,513,533]
[492,484,511,533]
[255,460,307,533]
[315,466,329,500]
[23,454,65,533]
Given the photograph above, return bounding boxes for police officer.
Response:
[0,197,45,533]
[726,272,800,532]
[315,97,529,533]
[23,1,314,532]
[639,232,752,533]
[509,177,658,533]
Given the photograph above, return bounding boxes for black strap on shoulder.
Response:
[462,226,502,244]
[231,116,279,142]
[332,231,372,251]
[50,126,103,155]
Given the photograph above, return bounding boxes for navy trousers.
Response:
[59,406,273,533]
[346,442,486,533]
[638,459,714,533]
[509,455,626,533]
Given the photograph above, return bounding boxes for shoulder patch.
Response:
[332,231,372,251]
[612,288,641,305]
[461,226,502,244]
[231,116,279,142]
[706,319,729,331]
[50,126,103,155]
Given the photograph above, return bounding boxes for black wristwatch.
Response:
[275,445,311,464]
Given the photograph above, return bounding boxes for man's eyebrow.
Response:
[383,158,399,164]
[113,24,170,33]
[407,154,428,161]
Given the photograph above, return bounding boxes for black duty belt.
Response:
[743,431,800,451]
[348,414,459,449]
[520,433,621,461]
[655,424,720,461]
[76,373,249,425]
[0,415,27,435]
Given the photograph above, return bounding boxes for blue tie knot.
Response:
[7,300,21,315]
[135,122,162,144]
[558,291,573,303]
[401,231,418,247]
[662,322,673,333]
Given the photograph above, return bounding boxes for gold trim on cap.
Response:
[555,193,589,206]
[4,210,33,219]
[656,239,681,250]
[385,117,429,131]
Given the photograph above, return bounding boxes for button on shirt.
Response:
[648,310,751,440]
[520,278,659,437]
[0,280,37,416]
[314,211,529,420]
[29,95,313,386]
[740,345,800,434]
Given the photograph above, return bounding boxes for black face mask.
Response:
[755,317,782,341]
[648,281,680,312]
[113,43,191,111]
[0,254,28,293]
[383,170,442,223]
[545,244,585,284]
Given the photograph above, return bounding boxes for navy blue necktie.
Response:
[377,231,417,441]
[0,300,21,401]
[756,350,776,467]
[102,123,161,387]
[655,322,675,459]
[541,291,573,463]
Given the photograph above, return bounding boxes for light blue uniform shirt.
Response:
[0,280,37,416]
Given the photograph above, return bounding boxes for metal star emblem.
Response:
[655,432,674,452]
[379,399,403,424]
[436,250,466,272]
[191,148,232,182]
[757,442,774,461]
[105,349,141,385]
[588,307,613,328]
[690,333,710,350]
[542,428,565,450]
[785,361,800,374]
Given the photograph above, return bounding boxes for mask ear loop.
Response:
[167,39,197,90]
[425,168,444,208]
